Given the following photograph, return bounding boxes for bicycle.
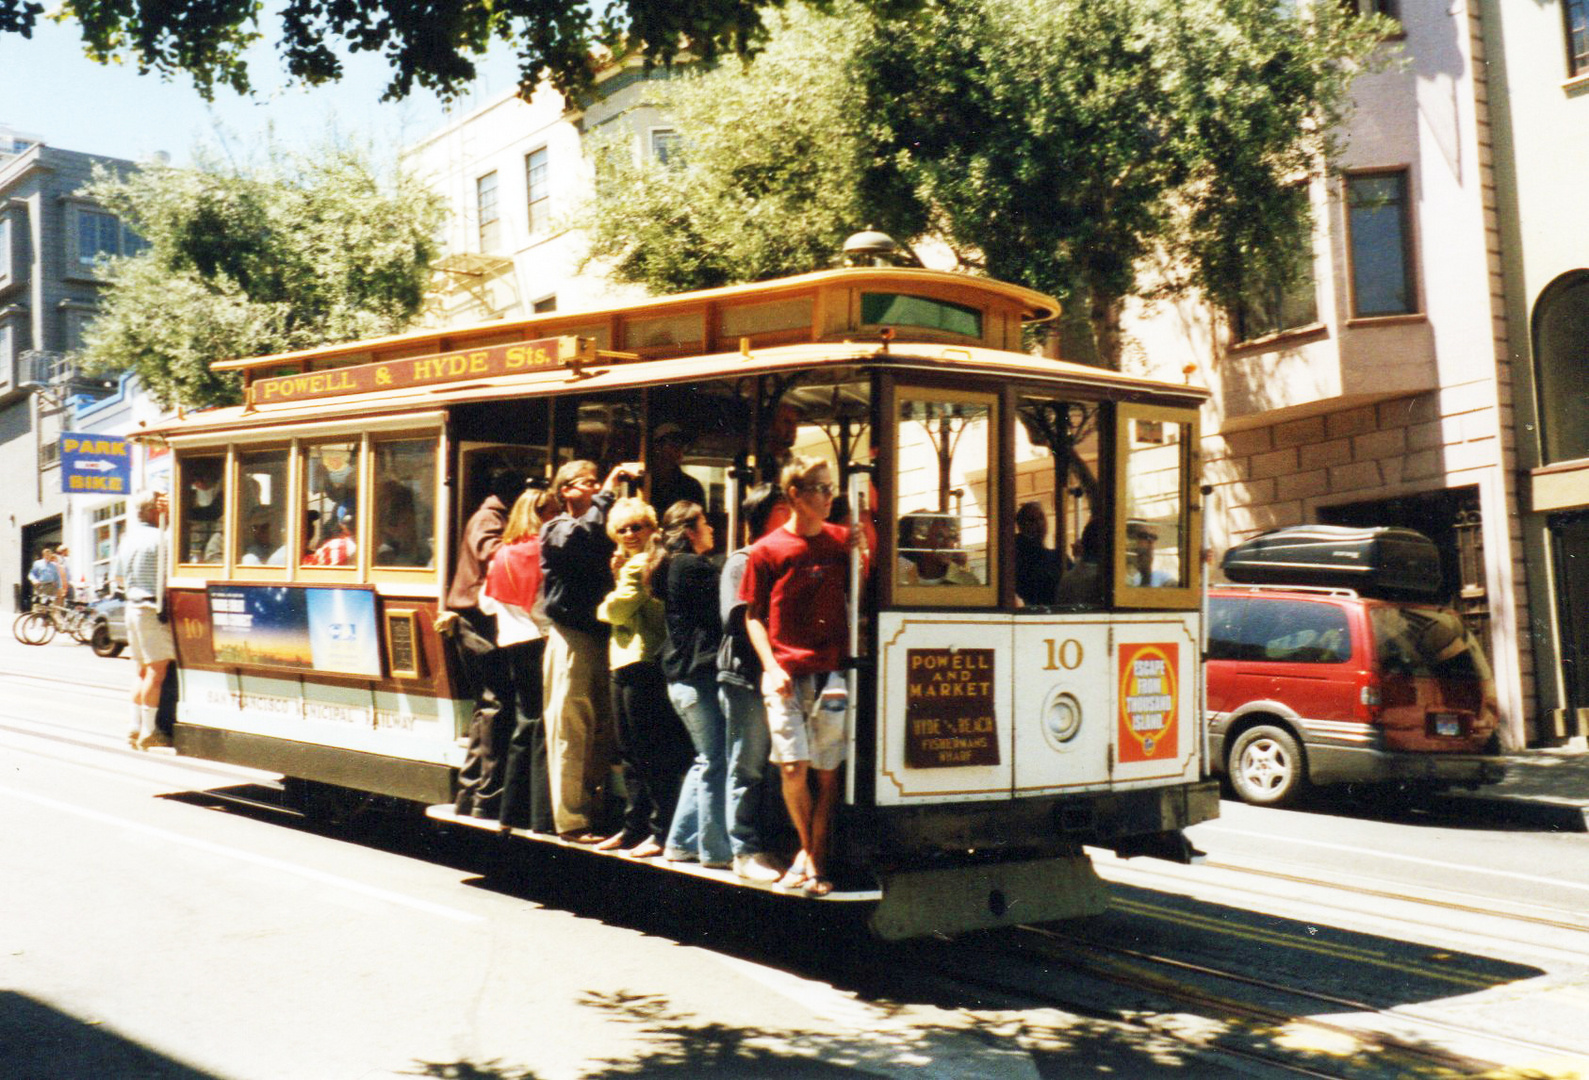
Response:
[11,598,94,646]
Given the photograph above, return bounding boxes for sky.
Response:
[0,11,525,166]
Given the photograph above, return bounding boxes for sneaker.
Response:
[732,852,786,884]
[663,848,698,864]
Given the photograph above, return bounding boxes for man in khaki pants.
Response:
[539,458,642,841]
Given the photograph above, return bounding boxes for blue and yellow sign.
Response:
[59,432,131,494]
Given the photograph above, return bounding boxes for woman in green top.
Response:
[595,497,693,857]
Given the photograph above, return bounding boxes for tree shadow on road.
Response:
[0,991,222,1080]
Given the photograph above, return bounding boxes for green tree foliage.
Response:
[79,142,445,407]
[582,9,925,292]
[582,0,1392,367]
[0,0,916,102]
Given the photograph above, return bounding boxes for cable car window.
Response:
[1122,417,1186,589]
[1016,396,1103,610]
[180,454,226,565]
[861,293,982,338]
[372,439,437,569]
[237,448,289,567]
[893,389,997,606]
[302,441,360,567]
[1114,404,1201,609]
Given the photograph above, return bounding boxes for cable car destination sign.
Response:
[247,336,592,406]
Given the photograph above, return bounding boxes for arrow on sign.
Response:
[74,460,119,472]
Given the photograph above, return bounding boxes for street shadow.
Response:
[1271,786,1588,834]
[0,992,223,1080]
[1053,881,1544,1013]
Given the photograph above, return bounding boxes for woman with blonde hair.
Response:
[594,497,693,855]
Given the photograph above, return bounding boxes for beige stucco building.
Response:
[1125,1,1589,749]
[403,62,682,327]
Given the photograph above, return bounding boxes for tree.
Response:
[0,0,916,103]
[78,141,445,407]
[581,7,925,293]
[581,0,1393,368]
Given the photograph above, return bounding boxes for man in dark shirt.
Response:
[646,422,706,517]
[448,465,523,817]
[1014,501,1061,606]
[539,457,644,840]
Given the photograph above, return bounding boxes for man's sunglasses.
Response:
[799,482,835,496]
[615,523,650,535]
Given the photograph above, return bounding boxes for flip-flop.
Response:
[802,876,833,898]
[777,866,810,890]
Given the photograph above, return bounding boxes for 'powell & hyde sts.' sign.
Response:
[248,336,591,406]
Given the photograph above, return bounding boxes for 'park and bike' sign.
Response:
[59,432,131,494]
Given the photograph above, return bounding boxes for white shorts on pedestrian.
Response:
[764,673,847,772]
[126,605,176,666]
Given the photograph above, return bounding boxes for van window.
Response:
[1209,597,1351,663]
[1370,606,1491,680]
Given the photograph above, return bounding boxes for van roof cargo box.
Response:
[1220,525,1443,599]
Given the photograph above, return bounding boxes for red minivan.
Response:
[1206,585,1505,806]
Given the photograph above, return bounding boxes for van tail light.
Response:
[1357,678,1382,723]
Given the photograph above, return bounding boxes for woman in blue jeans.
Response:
[658,500,733,868]
[716,483,791,883]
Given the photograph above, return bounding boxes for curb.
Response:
[1440,790,1589,833]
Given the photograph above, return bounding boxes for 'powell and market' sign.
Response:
[248,336,591,406]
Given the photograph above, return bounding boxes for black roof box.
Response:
[1220,525,1443,599]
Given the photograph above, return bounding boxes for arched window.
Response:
[1534,272,1589,464]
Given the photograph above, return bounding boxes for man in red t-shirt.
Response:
[741,455,863,897]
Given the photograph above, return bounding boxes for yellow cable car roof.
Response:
[143,338,1207,443]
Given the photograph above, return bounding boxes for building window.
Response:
[650,128,682,166]
[1345,170,1417,318]
[477,171,500,252]
[120,222,148,258]
[64,307,94,353]
[532,294,557,314]
[76,209,121,266]
[0,215,11,281]
[525,148,549,235]
[1568,0,1589,77]
[1232,191,1318,342]
[1351,0,1399,18]
[40,437,60,469]
[1534,271,1589,464]
[93,500,127,591]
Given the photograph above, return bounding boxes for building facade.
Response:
[0,130,142,610]
[1122,2,1579,749]
[1482,0,1589,741]
[404,61,683,328]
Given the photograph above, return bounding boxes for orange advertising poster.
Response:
[1117,643,1180,762]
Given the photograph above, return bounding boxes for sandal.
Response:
[802,876,834,898]
[777,865,810,891]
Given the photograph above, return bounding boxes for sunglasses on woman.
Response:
[615,523,650,536]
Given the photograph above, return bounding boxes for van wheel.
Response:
[1228,725,1307,807]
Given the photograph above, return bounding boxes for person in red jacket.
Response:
[740,455,864,897]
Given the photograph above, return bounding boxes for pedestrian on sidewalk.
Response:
[115,490,175,750]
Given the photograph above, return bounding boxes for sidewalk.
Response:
[1446,746,1589,831]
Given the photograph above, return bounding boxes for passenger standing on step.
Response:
[540,458,644,841]
[115,490,175,751]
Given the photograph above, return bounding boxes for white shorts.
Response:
[764,672,847,772]
[126,605,177,666]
